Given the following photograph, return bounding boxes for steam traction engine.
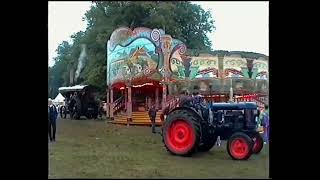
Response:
[59,85,99,120]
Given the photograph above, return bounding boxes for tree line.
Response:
[49,1,266,99]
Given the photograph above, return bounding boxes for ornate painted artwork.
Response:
[223,57,247,78]
[189,56,219,80]
[107,27,165,85]
[107,27,189,85]
[169,45,188,80]
[252,59,268,80]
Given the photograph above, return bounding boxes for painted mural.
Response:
[223,57,247,78]
[252,59,268,80]
[170,50,185,80]
[189,56,219,80]
[170,55,220,81]
[107,27,188,85]
[108,40,159,83]
[164,39,186,80]
[108,27,164,51]
[107,27,165,85]
[169,43,188,80]
[222,56,268,80]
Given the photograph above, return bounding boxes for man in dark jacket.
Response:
[179,91,191,107]
[48,99,58,142]
[192,91,206,116]
[148,105,157,133]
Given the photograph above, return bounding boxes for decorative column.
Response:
[155,87,159,109]
[148,97,151,110]
[160,35,172,111]
[124,86,127,110]
[162,85,167,110]
[229,78,233,102]
[127,84,132,125]
[145,96,148,110]
[218,55,224,78]
[106,87,110,118]
[218,55,225,99]
[110,88,114,120]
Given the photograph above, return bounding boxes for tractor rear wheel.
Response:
[227,132,253,160]
[250,132,264,154]
[162,109,201,156]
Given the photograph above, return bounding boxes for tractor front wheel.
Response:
[162,109,201,156]
[227,132,253,160]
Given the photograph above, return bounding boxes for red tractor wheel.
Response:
[162,109,200,156]
[227,132,253,160]
[251,132,264,154]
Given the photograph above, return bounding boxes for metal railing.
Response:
[113,96,125,114]
[234,95,268,108]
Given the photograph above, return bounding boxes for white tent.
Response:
[53,93,65,104]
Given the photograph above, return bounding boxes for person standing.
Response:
[207,100,221,146]
[207,100,213,124]
[59,105,63,118]
[261,105,269,144]
[48,98,58,142]
[148,105,157,133]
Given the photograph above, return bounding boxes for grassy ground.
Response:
[49,118,269,178]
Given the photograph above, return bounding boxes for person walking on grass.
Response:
[48,98,58,142]
[148,105,157,133]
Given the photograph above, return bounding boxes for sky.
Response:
[48,1,269,67]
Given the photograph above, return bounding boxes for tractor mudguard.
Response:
[168,107,205,140]
[169,107,204,122]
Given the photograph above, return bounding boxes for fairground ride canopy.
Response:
[106,27,268,95]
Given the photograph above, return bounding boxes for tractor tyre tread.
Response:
[162,109,201,156]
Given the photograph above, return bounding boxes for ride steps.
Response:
[112,111,163,126]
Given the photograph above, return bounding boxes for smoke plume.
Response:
[75,44,87,82]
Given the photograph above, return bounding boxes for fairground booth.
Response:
[105,27,268,125]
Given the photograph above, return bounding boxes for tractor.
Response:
[58,85,99,120]
[162,97,264,160]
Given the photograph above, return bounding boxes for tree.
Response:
[86,1,215,50]
[49,1,216,97]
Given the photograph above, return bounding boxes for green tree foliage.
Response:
[49,41,72,97]
[48,1,217,98]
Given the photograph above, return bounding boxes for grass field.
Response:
[48,118,269,178]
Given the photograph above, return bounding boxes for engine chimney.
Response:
[69,62,74,86]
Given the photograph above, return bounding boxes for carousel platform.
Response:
[111,111,163,126]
